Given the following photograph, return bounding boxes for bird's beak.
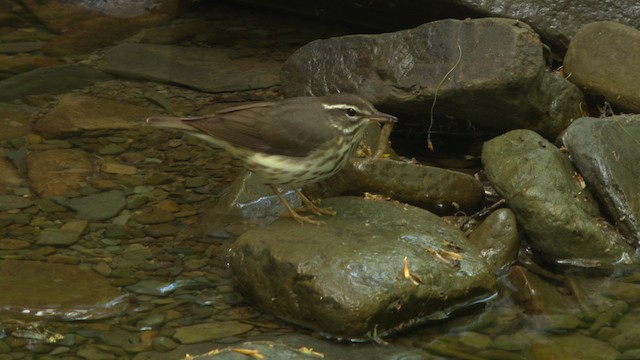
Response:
[367,112,398,123]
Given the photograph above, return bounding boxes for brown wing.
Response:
[186,98,334,157]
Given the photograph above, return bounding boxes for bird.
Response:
[146,93,397,224]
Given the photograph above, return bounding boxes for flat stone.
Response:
[103,43,281,93]
[66,190,126,221]
[0,195,33,211]
[0,260,128,320]
[231,196,518,340]
[35,93,156,137]
[0,239,31,250]
[0,64,113,102]
[0,41,45,53]
[0,110,33,141]
[0,156,27,195]
[172,321,253,344]
[26,149,93,197]
[564,22,640,113]
[37,228,81,246]
[482,129,636,270]
[101,163,137,175]
[563,116,640,244]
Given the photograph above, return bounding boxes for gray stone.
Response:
[482,129,636,270]
[0,64,112,102]
[231,196,518,340]
[240,0,640,51]
[37,228,81,246]
[564,21,640,113]
[562,115,640,244]
[66,190,126,221]
[281,17,583,138]
[0,195,33,211]
[103,43,281,93]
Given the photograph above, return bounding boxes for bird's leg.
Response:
[270,186,323,225]
[293,189,336,216]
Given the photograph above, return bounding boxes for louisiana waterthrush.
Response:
[146,93,397,224]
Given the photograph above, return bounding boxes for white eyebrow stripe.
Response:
[322,103,362,111]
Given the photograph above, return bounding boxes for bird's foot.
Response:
[303,202,336,216]
[284,210,325,225]
[293,189,336,217]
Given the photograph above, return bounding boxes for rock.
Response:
[562,115,640,244]
[26,149,93,197]
[230,196,518,340]
[181,341,324,359]
[0,54,60,79]
[530,334,619,360]
[42,14,171,57]
[102,43,281,93]
[101,162,137,175]
[0,65,113,102]
[172,321,253,344]
[309,158,484,214]
[0,41,46,54]
[35,93,156,137]
[65,190,126,221]
[37,228,81,246]
[0,109,33,141]
[482,129,636,270]
[564,21,640,113]
[0,260,128,320]
[0,155,27,195]
[240,0,640,51]
[0,195,33,211]
[0,239,31,250]
[281,18,583,138]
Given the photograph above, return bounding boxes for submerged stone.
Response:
[230,197,518,340]
[0,260,128,320]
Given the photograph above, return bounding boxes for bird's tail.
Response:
[145,116,202,131]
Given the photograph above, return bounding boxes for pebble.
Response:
[37,228,81,246]
[66,190,126,221]
[143,223,179,237]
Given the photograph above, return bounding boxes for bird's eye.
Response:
[345,108,357,117]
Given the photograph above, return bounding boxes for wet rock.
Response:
[0,260,128,320]
[530,333,619,360]
[0,54,60,79]
[0,156,27,195]
[64,190,126,221]
[0,110,33,141]
[231,196,518,340]
[143,223,179,237]
[281,18,583,138]
[311,158,484,214]
[173,321,253,344]
[562,116,640,244]
[240,0,640,51]
[482,129,636,270]
[182,341,323,359]
[0,64,113,102]
[37,228,81,246]
[42,14,171,57]
[564,22,640,113]
[0,239,31,250]
[35,93,156,137]
[0,195,33,211]
[26,149,93,197]
[0,41,46,54]
[103,43,281,93]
